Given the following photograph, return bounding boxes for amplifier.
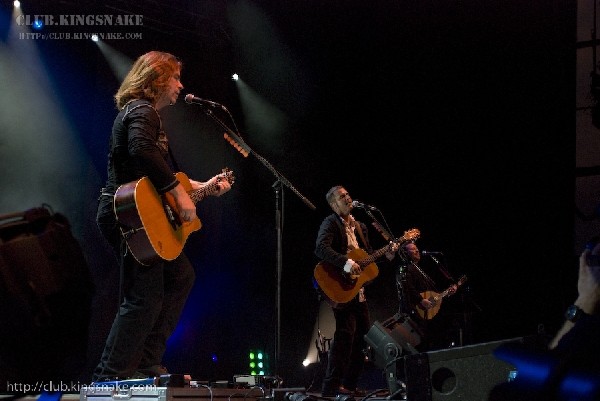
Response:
[233,375,280,388]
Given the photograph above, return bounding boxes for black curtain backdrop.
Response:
[0,0,575,387]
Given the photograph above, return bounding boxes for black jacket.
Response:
[315,213,373,269]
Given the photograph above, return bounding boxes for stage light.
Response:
[33,19,43,30]
[13,0,20,8]
[232,73,239,81]
[302,358,310,367]
[248,348,269,375]
[91,34,99,42]
[93,40,134,81]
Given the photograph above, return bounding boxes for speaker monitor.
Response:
[365,317,422,397]
[365,316,421,368]
[403,337,522,401]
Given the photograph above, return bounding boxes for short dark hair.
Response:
[325,185,343,206]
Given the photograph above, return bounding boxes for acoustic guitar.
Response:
[415,275,467,320]
[314,228,420,306]
[114,168,234,265]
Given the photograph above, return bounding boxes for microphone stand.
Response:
[196,105,316,377]
[427,254,482,346]
[364,208,395,240]
[429,255,455,282]
[362,208,424,335]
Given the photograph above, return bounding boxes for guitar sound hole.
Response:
[343,274,356,285]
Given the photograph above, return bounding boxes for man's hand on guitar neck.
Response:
[190,174,232,197]
[205,174,232,197]
[447,284,458,295]
[385,241,400,260]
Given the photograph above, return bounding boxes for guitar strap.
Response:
[354,221,369,250]
[167,146,181,172]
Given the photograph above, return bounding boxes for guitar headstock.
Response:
[218,167,235,185]
[398,228,420,244]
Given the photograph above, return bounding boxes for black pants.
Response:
[322,298,370,392]
[93,209,195,381]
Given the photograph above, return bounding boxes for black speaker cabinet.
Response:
[0,206,93,389]
[365,316,423,397]
[404,337,522,401]
[365,315,422,368]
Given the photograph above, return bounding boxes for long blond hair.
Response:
[115,51,181,109]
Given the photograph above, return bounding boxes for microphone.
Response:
[421,250,442,264]
[184,94,225,109]
[421,250,443,255]
[351,200,377,210]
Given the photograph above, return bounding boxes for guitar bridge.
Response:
[163,204,181,229]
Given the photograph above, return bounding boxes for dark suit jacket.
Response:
[315,213,373,270]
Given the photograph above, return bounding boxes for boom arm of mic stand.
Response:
[200,107,316,210]
[435,261,455,282]
[364,209,395,240]
[252,152,316,210]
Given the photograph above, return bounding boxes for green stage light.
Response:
[248,348,269,375]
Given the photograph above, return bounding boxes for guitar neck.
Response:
[439,275,467,299]
[188,183,219,204]
[357,229,420,267]
[186,168,234,204]
[358,247,387,267]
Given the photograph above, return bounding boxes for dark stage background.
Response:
[0,0,575,388]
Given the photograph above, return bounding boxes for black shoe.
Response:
[91,376,123,384]
[322,386,341,397]
[338,386,353,396]
[138,365,168,377]
[91,372,151,385]
[322,386,354,398]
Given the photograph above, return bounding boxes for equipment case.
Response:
[80,381,268,401]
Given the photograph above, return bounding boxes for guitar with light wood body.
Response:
[114,168,234,265]
[314,228,420,306]
[415,275,467,320]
